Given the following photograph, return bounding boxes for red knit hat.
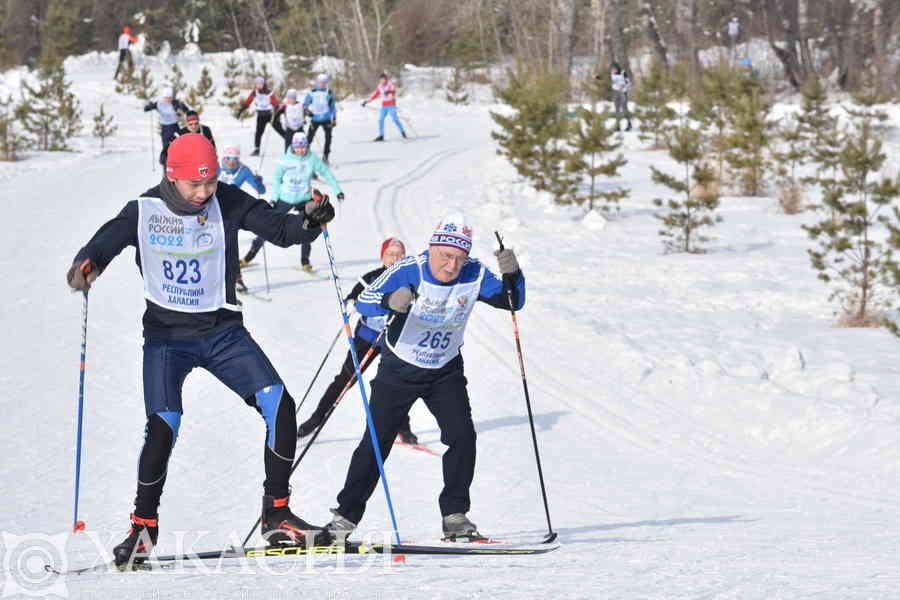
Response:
[166,134,218,180]
[380,237,405,258]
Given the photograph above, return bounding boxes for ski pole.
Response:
[240,317,393,548]
[150,113,156,173]
[72,290,89,533]
[319,210,401,545]
[257,120,271,173]
[294,327,342,415]
[261,232,271,298]
[494,231,556,544]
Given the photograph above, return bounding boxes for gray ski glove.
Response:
[494,248,519,275]
[67,259,98,291]
[386,287,415,313]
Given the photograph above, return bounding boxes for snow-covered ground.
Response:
[2,50,900,599]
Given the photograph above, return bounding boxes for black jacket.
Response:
[176,124,216,148]
[74,182,322,340]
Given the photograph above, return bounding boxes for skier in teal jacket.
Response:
[241,132,344,272]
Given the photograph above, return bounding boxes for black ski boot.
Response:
[297,414,323,438]
[261,495,332,547]
[323,153,330,165]
[373,135,384,142]
[397,429,418,445]
[250,147,260,157]
[112,514,158,568]
[625,121,632,132]
[401,131,408,139]
[236,274,248,293]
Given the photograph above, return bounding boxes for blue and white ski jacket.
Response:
[303,86,337,124]
[218,160,266,195]
[358,251,524,336]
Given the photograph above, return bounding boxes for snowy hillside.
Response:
[2,50,900,599]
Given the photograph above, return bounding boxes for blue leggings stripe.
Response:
[255,384,284,450]
[156,410,181,445]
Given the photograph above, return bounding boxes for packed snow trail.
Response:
[2,52,900,599]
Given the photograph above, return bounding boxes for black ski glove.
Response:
[67,259,98,291]
[304,192,335,226]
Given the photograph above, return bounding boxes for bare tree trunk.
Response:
[797,0,815,80]
[763,0,806,89]
[642,0,669,68]
[353,0,374,67]
[872,2,888,95]
[252,0,278,54]
[227,0,245,50]
[554,0,577,76]
[690,0,700,77]
[608,0,630,74]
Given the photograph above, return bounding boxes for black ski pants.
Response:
[254,110,273,151]
[336,371,475,524]
[306,121,334,159]
[272,118,303,152]
[114,49,133,80]
[158,123,179,166]
[245,200,311,265]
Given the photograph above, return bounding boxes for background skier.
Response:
[304,73,337,163]
[238,76,278,156]
[361,73,406,142]
[143,88,190,166]
[241,133,343,273]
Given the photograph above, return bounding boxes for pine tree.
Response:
[445,65,469,105]
[258,62,274,88]
[652,112,722,253]
[796,75,839,182]
[221,55,252,121]
[847,71,891,131]
[117,66,157,102]
[724,89,774,196]
[16,64,82,151]
[283,55,314,90]
[0,95,26,161]
[165,63,187,97]
[490,67,570,202]
[796,74,842,220]
[39,0,83,70]
[564,106,629,212]
[631,60,676,149]
[690,62,740,182]
[185,66,216,116]
[773,112,806,213]
[92,104,117,149]
[114,61,136,95]
[804,116,900,327]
